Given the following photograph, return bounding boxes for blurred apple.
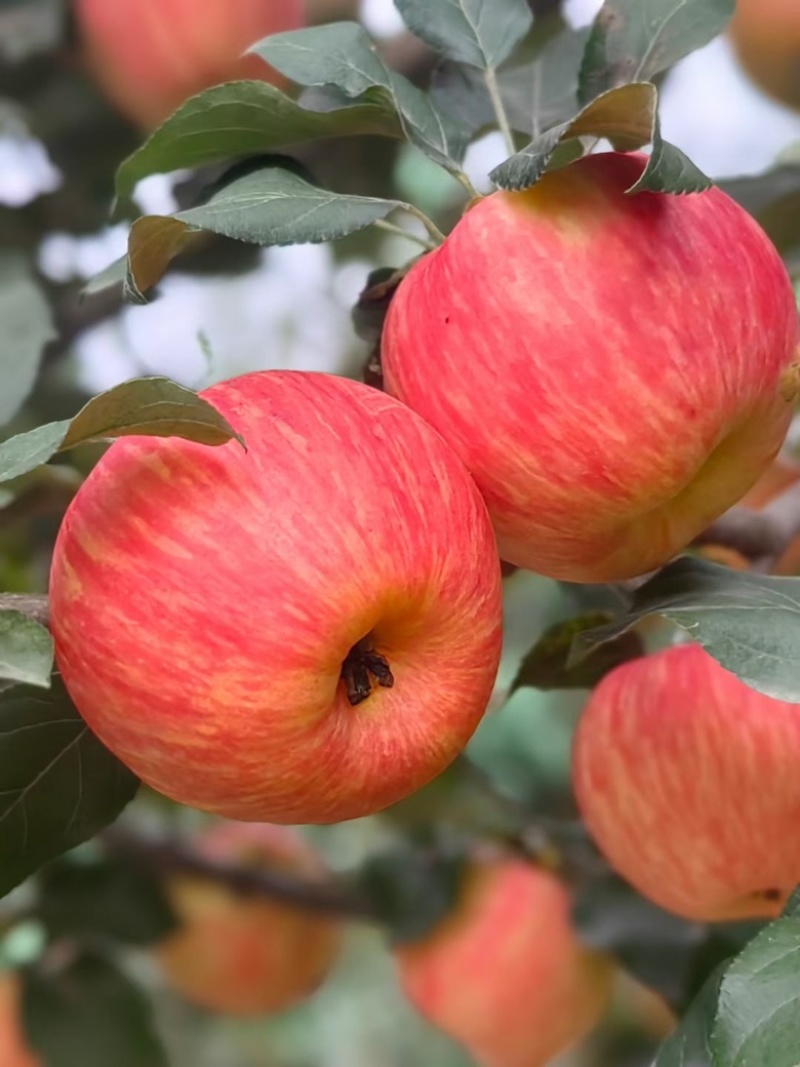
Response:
[730,0,800,110]
[0,974,40,1067]
[573,642,800,921]
[394,857,614,1067]
[157,821,342,1015]
[76,0,305,128]
[382,151,800,583]
[50,371,502,824]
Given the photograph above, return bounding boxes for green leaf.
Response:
[0,376,243,484]
[490,81,658,191]
[114,80,401,201]
[394,0,532,70]
[431,26,590,137]
[37,858,177,946]
[653,965,725,1067]
[126,165,403,296]
[576,557,800,702]
[0,256,55,428]
[0,675,139,899]
[627,113,711,194]
[512,612,644,692]
[0,611,53,689]
[253,23,468,169]
[579,0,736,106]
[23,951,169,1067]
[712,917,800,1066]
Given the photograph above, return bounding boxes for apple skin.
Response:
[573,642,800,922]
[49,371,503,824]
[76,0,305,129]
[156,821,341,1015]
[394,859,614,1067]
[730,0,800,111]
[382,151,800,583]
[0,974,40,1067]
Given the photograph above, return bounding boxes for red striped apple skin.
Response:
[382,152,800,583]
[49,371,503,824]
[573,643,800,921]
[395,860,614,1067]
[76,0,304,129]
[157,821,342,1015]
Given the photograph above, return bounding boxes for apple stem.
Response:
[341,641,395,705]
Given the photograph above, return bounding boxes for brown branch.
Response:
[100,826,379,922]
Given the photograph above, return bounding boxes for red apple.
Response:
[730,0,800,111]
[49,371,503,824]
[0,974,40,1067]
[76,0,305,129]
[394,858,614,1067]
[157,821,342,1014]
[382,151,800,583]
[573,642,800,921]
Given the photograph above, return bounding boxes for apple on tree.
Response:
[394,856,614,1067]
[156,821,342,1015]
[573,642,800,922]
[382,151,800,583]
[730,0,800,111]
[76,0,305,129]
[49,371,503,825]
[0,973,40,1067]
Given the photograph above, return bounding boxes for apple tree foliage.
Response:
[3,0,800,1062]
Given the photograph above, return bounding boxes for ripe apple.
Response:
[573,642,800,921]
[382,151,800,583]
[0,974,40,1067]
[393,858,614,1067]
[730,0,800,111]
[157,821,342,1014]
[49,371,503,824]
[76,0,305,129]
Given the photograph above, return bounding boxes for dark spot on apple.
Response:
[341,640,394,705]
[761,887,783,902]
[445,316,451,324]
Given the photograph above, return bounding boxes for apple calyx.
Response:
[341,639,395,705]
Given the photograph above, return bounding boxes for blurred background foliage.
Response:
[3,0,800,1064]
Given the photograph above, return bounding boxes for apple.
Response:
[49,371,503,824]
[0,974,40,1067]
[730,0,800,111]
[381,151,800,583]
[393,857,614,1067]
[75,0,305,129]
[156,821,342,1014]
[573,642,800,922]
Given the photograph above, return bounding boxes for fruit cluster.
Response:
[43,4,800,1063]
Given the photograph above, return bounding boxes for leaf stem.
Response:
[372,219,438,252]
[484,67,516,158]
[400,204,447,246]
[453,170,482,201]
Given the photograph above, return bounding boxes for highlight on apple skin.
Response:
[730,0,800,111]
[573,642,800,922]
[49,371,503,825]
[0,973,41,1067]
[393,858,614,1067]
[156,821,342,1015]
[75,0,305,129]
[381,151,800,583]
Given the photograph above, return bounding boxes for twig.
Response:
[100,826,379,922]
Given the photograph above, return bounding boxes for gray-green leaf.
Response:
[653,965,724,1067]
[115,80,400,201]
[0,256,55,427]
[125,166,403,296]
[0,611,53,688]
[579,0,736,106]
[394,0,532,70]
[576,557,800,702]
[0,376,242,484]
[253,22,468,169]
